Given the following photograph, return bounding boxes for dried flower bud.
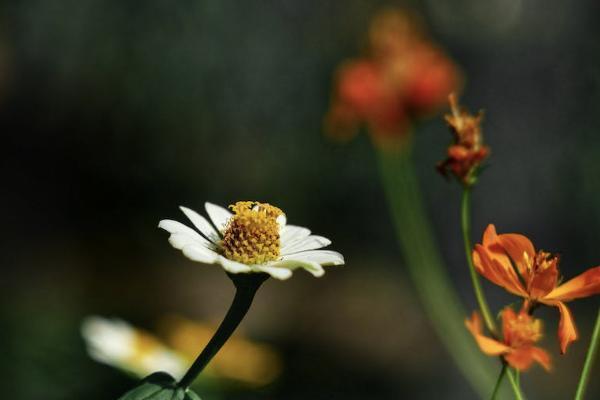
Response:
[437,93,489,186]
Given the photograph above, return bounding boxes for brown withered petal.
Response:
[437,93,489,185]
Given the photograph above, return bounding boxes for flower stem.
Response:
[178,272,269,390]
[462,186,525,400]
[461,188,496,333]
[377,147,497,398]
[574,308,600,400]
[490,365,507,400]
[506,369,525,400]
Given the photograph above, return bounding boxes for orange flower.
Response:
[466,308,551,371]
[436,94,489,186]
[324,8,459,149]
[326,60,407,144]
[473,224,600,353]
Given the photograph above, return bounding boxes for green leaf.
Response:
[118,372,201,400]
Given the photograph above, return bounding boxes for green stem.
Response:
[490,365,507,400]
[377,148,497,398]
[461,188,497,333]
[575,308,600,400]
[462,186,525,400]
[507,369,524,400]
[178,273,268,390]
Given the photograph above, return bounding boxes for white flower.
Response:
[81,316,187,379]
[158,201,344,280]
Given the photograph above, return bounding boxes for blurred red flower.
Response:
[325,9,460,149]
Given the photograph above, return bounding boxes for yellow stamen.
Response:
[534,250,556,271]
[220,201,283,265]
[509,313,543,346]
[523,251,532,271]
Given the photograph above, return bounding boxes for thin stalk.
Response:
[490,365,507,400]
[574,308,600,400]
[377,148,498,398]
[462,184,525,400]
[178,273,268,390]
[507,369,524,400]
[461,188,496,333]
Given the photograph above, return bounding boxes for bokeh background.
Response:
[2,0,600,398]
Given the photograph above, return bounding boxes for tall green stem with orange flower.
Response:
[462,189,524,400]
[378,145,499,398]
[575,308,600,400]
[461,188,496,332]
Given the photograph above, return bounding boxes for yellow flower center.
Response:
[508,313,543,346]
[220,201,283,265]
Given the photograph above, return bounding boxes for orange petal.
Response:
[465,312,511,356]
[501,307,518,345]
[473,244,528,297]
[336,60,385,117]
[497,233,536,279]
[504,347,534,371]
[447,145,469,159]
[545,301,578,354]
[530,346,552,371]
[482,224,498,247]
[544,266,600,302]
[505,346,551,372]
[529,259,559,299]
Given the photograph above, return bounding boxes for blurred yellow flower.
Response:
[81,315,282,387]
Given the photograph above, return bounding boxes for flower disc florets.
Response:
[159,201,344,280]
[505,312,543,347]
[220,201,284,265]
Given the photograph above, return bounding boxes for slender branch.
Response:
[462,186,525,400]
[507,369,525,400]
[490,365,507,400]
[575,308,600,400]
[178,273,268,390]
[461,188,497,333]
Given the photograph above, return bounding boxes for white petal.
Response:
[280,225,311,247]
[272,259,325,277]
[217,256,253,274]
[205,202,232,234]
[179,206,220,242]
[81,316,135,363]
[252,265,293,280]
[276,213,287,228]
[159,220,213,250]
[282,250,344,266]
[182,244,219,264]
[158,219,200,237]
[281,235,331,255]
